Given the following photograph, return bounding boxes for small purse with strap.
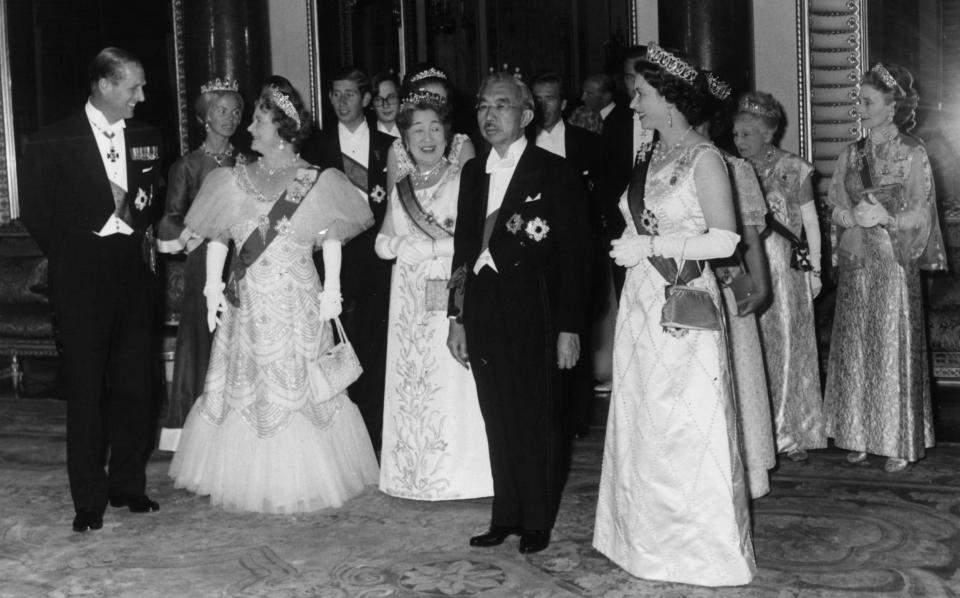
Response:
[660,242,722,332]
[307,317,363,402]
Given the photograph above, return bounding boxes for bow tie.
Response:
[485,154,516,174]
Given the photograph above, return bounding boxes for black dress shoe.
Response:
[72,508,104,532]
[518,529,550,554]
[109,494,159,513]
[469,527,520,547]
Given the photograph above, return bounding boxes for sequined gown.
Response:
[593,144,756,587]
[156,147,239,451]
[169,165,380,513]
[823,134,946,461]
[379,143,493,500]
[720,153,775,498]
[753,152,825,454]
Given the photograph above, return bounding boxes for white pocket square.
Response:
[524,193,542,203]
[141,166,154,173]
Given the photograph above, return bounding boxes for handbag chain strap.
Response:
[331,317,349,345]
[672,238,703,286]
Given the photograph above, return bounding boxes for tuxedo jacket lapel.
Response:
[70,113,115,213]
[495,148,539,231]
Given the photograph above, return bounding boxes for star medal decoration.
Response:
[506,213,524,234]
[525,217,550,242]
[370,184,386,203]
[134,187,150,211]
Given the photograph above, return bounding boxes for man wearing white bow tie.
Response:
[447,69,591,555]
[21,47,163,533]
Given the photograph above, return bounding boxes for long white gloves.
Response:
[610,229,740,268]
[204,240,229,332]
[319,239,343,320]
[375,233,453,266]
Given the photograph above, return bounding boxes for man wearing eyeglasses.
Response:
[370,71,401,138]
[447,69,591,555]
[301,66,395,455]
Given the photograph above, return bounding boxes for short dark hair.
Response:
[257,76,313,149]
[532,72,564,96]
[88,47,141,90]
[396,96,454,158]
[632,55,706,125]
[372,70,401,94]
[331,66,371,97]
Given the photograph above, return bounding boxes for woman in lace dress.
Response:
[824,64,946,472]
[697,72,776,499]
[374,92,492,500]
[593,44,755,587]
[734,91,825,462]
[156,79,244,451]
[169,78,379,513]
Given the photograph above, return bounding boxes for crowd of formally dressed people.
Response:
[18,43,947,588]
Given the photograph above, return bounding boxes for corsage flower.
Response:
[506,213,524,234]
[525,217,550,242]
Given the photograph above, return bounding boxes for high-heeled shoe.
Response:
[884,458,909,472]
[846,451,868,463]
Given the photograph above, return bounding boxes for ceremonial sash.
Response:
[341,153,369,197]
[225,167,324,306]
[626,149,704,284]
[395,175,454,240]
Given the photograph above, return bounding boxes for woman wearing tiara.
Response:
[593,44,755,586]
[386,65,476,195]
[734,91,826,462]
[169,77,379,513]
[375,91,492,500]
[156,78,244,451]
[697,72,776,499]
[823,63,945,472]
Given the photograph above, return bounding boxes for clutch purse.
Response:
[659,255,722,332]
[307,317,363,402]
[424,278,450,312]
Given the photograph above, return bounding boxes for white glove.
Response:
[375,233,405,260]
[609,234,652,268]
[651,229,740,261]
[204,282,227,333]
[396,238,435,266]
[318,289,343,320]
[854,201,889,228]
[810,272,823,298]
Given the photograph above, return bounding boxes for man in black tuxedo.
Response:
[300,66,394,453]
[447,71,591,554]
[531,72,602,439]
[20,47,163,532]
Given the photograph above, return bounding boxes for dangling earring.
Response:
[278,139,285,151]
[205,122,211,131]
[667,108,674,128]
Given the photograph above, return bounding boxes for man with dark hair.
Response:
[448,70,591,554]
[20,47,163,532]
[301,66,394,453]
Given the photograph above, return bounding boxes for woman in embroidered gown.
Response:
[385,65,476,196]
[824,64,945,472]
[594,44,755,587]
[374,92,493,500]
[734,91,825,462]
[156,80,244,451]
[169,78,379,513]
[697,72,776,499]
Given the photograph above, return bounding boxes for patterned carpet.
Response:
[1,398,959,597]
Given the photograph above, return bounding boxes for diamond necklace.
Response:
[201,142,234,167]
[256,153,300,181]
[412,157,449,186]
[651,126,693,166]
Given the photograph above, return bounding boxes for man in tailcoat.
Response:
[447,71,591,554]
[20,47,163,532]
[301,66,395,453]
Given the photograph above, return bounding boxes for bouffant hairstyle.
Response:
[734,91,784,136]
[861,63,919,132]
[632,54,706,125]
[257,76,313,149]
[194,90,244,127]
[396,94,454,157]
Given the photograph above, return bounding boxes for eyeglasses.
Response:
[373,94,399,107]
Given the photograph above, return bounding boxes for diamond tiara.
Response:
[705,72,732,101]
[737,97,779,120]
[269,85,301,128]
[400,91,447,111]
[409,67,447,83]
[200,77,238,94]
[871,63,904,94]
[646,42,698,85]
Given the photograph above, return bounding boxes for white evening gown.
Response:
[593,144,756,587]
[378,154,493,500]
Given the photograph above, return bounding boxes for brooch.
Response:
[506,213,524,234]
[525,217,550,242]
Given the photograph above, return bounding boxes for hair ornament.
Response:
[645,42,698,85]
[269,85,301,128]
[201,77,239,94]
[410,67,447,83]
[704,72,732,101]
[400,90,447,112]
[871,63,904,95]
[737,96,779,120]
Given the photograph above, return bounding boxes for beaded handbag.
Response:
[307,317,363,402]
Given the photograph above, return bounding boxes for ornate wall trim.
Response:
[306,0,323,127]
[171,0,189,157]
[0,0,18,222]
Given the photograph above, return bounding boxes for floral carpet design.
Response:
[1,398,959,597]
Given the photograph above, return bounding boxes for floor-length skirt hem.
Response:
[169,398,379,513]
[593,541,755,588]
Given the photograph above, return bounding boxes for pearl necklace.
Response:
[256,153,300,181]
[412,157,449,187]
[651,126,693,166]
